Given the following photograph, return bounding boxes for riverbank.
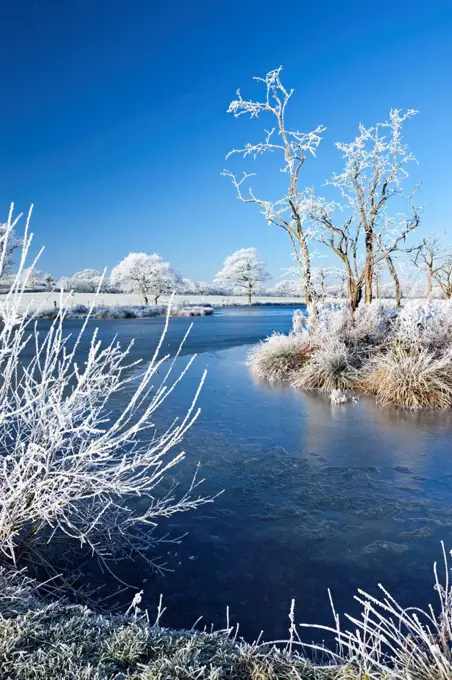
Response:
[0,595,326,680]
[2,551,451,680]
[32,302,214,319]
[249,301,452,409]
[8,291,305,313]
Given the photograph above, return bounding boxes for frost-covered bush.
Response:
[360,345,452,409]
[33,303,214,320]
[250,300,452,407]
[393,300,452,350]
[303,302,394,347]
[291,341,357,393]
[247,333,311,383]
[349,301,396,345]
[314,304,353,343]
[0,207,210,586]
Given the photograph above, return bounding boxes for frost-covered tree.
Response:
[223,67,325,317]
[410,236,450,298]
[266,278,301,298]
[214,248,271,304]
[111,253,180,305]
[44,273,54,291]
[299,110,420,310]
[433,255,452,299]
[313,267,329,301]
[68,268,103,293]
[0,217,22,279]
[19,267,44,290]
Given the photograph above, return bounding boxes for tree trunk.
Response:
[348,278,362,313]
[343,260,361,312]
[386,253,401,310]
[248,285,252,305]
[154,295,159,305]
[375,274,381,300]
[427,267,432,298]
[297,230,318,330]
[364,233,373,304]
[144,295,149,306]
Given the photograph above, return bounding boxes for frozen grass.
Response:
[33,303,214,319]
[251,302,452,409]
[291,341,358,393]
[360,345,452,409]
[0,568,328,680]
[0,601,328,680]
[3,544,452,679]
[301,542,452,680]
[247,333,312,383]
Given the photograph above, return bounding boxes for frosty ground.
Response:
[9,291,303,313]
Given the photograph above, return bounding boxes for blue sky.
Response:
[0,0,451,282]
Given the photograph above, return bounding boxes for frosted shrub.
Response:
[309,304,354,347]
[291,340,357,393]
[313,302,394,347]
[292,309,305,336]
[330,389,355,405]
[247,333,311,383]
[394,300,452,350]
[361,345,452,409]
[34,304,214,320]
[0,206,210,584]
[350,301,395,345]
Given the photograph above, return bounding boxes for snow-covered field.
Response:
[8,291,305,313]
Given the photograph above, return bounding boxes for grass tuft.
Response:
[291,342,357,393]
[360,345,452,409]
[247,333,312,383]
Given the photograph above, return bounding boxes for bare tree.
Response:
[374,258,383,300]
[433,255,452,299]
[223,67,325,320]
[313,267,329,301]
[334,109,418,303]
[301,193,419,311]
[296,110,420,311]
[410,236,447,298]
[385,251,401,307]
[376,214,420,309]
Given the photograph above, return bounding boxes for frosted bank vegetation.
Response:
[4,543,452,680]
[0,206,213,591]
[222,66,452,408]
[249,302,452,408]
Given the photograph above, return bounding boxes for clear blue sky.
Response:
[0,0,451,281]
